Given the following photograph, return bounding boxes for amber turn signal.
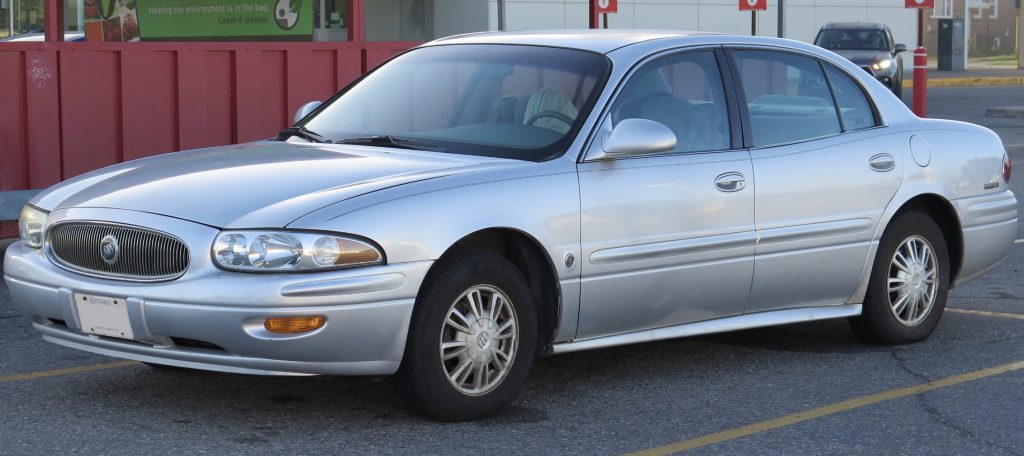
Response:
[264,316,326,334]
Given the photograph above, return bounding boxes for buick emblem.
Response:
[100,234,120,265]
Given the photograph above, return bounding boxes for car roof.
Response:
[821,22,887,31]
[426,29,718,54]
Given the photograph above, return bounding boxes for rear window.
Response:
[731,50,841,147]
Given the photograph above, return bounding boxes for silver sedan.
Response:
[4,30,1018,421]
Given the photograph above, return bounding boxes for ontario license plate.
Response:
[74,293,134,340]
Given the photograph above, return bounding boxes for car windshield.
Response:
[815,30,889,51]
[300,44,610,161]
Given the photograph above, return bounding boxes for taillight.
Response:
[1004,153,1012,183]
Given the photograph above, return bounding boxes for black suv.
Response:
[814,22,907,97]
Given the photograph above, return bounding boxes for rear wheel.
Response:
[396,249,537,421]
[850,211,950,344]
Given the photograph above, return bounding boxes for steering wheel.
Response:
[525,110,574,128]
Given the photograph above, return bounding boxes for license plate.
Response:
[74,293,134,340]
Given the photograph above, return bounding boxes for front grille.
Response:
[46,222,190,281]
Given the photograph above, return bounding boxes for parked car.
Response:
[814,22,906,97]
[0,32,86,42]
[5,30,1017,421]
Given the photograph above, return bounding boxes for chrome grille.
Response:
[46,222,190,281]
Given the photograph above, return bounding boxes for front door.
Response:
[576,48,756,340]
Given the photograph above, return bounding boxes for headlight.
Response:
[871,60,892,71]
[212,230,383,272]
[18,205,48,248]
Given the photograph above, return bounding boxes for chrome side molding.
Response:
[550,304,862,355]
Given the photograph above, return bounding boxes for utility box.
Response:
[937,18,965,71]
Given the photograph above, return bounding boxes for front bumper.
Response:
[858,65,898,90]
[3,208,432,376]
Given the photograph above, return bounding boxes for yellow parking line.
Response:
[0,360,138,384]
[628,360,1024,456]
[947,308,1024,321]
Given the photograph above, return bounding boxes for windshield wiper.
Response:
[277,126,331,143]
[336,135,446,152]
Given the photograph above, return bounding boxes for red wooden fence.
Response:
[0,40,415,194]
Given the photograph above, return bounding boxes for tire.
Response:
[849,211,950,345]
[395,249,537,421]
[893,78,903,99]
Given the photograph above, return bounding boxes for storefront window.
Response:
[14,0,43,34]
[2,1,9,36]
[313,0,349,41]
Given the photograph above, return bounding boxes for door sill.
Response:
[550,304,862,355]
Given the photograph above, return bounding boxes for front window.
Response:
[815,29,890,51]
[610,50,731,154]
[302,44,610,161]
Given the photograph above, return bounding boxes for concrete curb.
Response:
[902,76,1024,88]
[986,107,1024,118]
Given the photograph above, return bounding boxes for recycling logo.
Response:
[275,0,301,30]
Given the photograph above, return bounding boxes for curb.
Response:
[986,107,1024,118]
[902,76,1024,88]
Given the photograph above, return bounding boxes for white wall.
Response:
[366,0,402,41]
[483,0,916,64]
[435,0,490,38]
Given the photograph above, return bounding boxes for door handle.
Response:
[715,172,746,192]
[869,153,896,172]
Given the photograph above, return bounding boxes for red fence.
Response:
[0,41,415,195]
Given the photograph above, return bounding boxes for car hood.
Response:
[830,49,891,65]
[36,141,511,228]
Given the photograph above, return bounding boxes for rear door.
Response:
[726,49,904,313]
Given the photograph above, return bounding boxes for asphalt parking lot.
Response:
[2,85,1023,455]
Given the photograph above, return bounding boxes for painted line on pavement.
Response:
[0,360,139,385]
[1015,239,1024,244]
[947,308,1024,321]
[628,360,1024,456]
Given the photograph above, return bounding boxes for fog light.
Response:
[264,316,326,334]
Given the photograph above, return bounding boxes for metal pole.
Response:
[777,0,784,38]
[1018,0,1023,69]
[917,9,925,47]
[963,0,970,64]
[44,0,64,42]
[752,10,757,36]
[9,0,15,37]
[497,0,506,31]
[589,1,599,29]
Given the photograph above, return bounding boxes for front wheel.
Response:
[850,211,950,344]
[395,249,537,421]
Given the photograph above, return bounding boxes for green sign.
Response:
[84,0,312,42]
[138,0,312,40]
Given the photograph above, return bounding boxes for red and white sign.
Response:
[905,0,934,8]
[740,0,767,11]
[593,0,618,14]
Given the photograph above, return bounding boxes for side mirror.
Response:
[293,101,322,124]
[588,118,677,161]
[894,44,907,54]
